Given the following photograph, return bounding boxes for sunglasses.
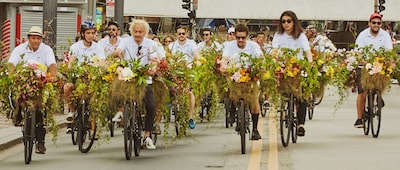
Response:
[371,21,382,25]
[165,40,172,43]
[203,33,210,36]
[108,28,117,31]
[235,36,247,40]
[281,19,292,24]
[178,32,186,35]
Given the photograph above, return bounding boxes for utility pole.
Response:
[88,0,95,21]
[43,0,57,54]
[115,0,124,34]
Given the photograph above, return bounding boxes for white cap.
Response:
[27,26,43,37]
[228,27,235,34]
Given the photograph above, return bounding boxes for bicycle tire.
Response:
[23,108,35,164]
[123,102,132,160]
[77,100,96,153]
[370,90,382,138]
[314,93,324,106]
[238,99,246,154]
[363,111,370,136]
[290,95,297,143]
[108,113,114,137]
[224,98,230,128]
[173,104,180,137]
[308,96,314,120]
[133,102,141,157]
[280,98,290,147]
[71,121,78,145]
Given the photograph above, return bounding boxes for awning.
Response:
[124,0,400,21]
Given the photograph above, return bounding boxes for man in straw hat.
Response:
[7,26,57,154]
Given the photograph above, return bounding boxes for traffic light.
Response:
[379,0,386,12]
[188,10,196,19]
[182,0,191,11]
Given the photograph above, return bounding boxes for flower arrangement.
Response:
[9,58,60,141]
[218,52,264,104]
[0,60,12,117]
[358,46,397,93]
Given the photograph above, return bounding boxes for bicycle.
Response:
[236,98,251,154]
[75,98,97,153]
[21,106,37,164]
[123,101,141,160]
[199,91,212,123]
[362,89,383,138]
[307,92,324,120]
[279,93,298,147]
[223,97,235,128]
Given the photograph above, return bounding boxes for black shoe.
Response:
[251,130,262,140]
[297,126,305,136]
[235,126,240,132]
[35,142,46,154]
[354,119,363,128]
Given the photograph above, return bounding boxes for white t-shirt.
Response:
[117,37,158,66]
[168,39,198,63]
[197,41,223,52]
[69,40,106,63]
[272,32,310,60]
[98,36,123,57]
[8,42,56,67]
[222,40,263,60]
[117,37,158,84]
[356,28,393,50]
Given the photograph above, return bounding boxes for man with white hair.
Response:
[114,19,158,149]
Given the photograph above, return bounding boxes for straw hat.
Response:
[27,26,43,37]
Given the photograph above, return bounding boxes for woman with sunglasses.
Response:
[271,10,313,137]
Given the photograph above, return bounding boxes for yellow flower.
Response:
[263,71,271,80]
[317,59,324,66]
[289,57,297,64]
[102,74,114,82]
[199,57,207,65]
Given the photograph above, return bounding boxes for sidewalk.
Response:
[0,113,66,151]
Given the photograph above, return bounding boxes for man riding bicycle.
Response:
[7,26,57,154]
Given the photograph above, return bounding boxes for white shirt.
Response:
[69,40,106,63]
[117,37,158,84]
[168,39,198,63]
[222,40,263,60]
[98,36,123,57]
[197,41,223,52]
[272,32,310,60]
[8,42,56,67]
[356,28,393,50]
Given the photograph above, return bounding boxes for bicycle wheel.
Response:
[290,95,297,143]
[280,97,290,147]
[108,113,114,137]
[71,121,78,145]
[133,102,141,157]
[314,92,324,106]
[123,102,132,160]
[173,104,180,136]
[224,98,230,128]
[363,110,370,136]
[307,96,315,120]
[238,99,246,154]
[77,100,96,153]
[370,90,382,138]
[23,108,35,164]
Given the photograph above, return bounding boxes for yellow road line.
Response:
[268,106,279,170]
[247,115,263,170]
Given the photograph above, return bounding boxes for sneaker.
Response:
[189,119,196,129]
[35,142,46,154]
[65,112,75,123]
[66,128,73,134]
[153,124,161,135]
[112,111,123,122]
[144,137,156,149]
[354,119,363,128]
[251,129,262,140]
[297,126,305,137]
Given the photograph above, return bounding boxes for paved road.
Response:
[1,85,400,170]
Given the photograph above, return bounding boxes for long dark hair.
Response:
[276,10,303,39]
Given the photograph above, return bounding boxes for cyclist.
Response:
[168,25,199,130]
[197,28,223,52]
[7,26,57,154]
[221,23,263,140]
[113,19,158,149]
[98,21,123,57]
[271,10,313,136]
[353,12,392,128]
[65,21,106,133]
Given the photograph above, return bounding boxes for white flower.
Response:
[365,63,372,70]
[231,70,241,83]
